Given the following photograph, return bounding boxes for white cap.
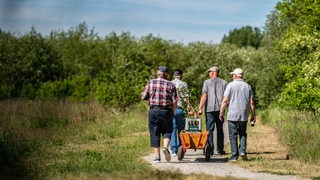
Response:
[230,68,243,77]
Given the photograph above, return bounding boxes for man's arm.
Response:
[219,96,228,121]
[250,97,256,122]
[197,93,207,115]
[172,101,177,115]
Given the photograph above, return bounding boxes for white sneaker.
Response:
[162,148,171,162]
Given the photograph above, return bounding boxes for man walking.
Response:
[198,66,228,155]
[219,68,256,161]
[170,69,190,156]
[141,66,178,163]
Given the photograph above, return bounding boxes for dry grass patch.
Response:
[231,116,320,178]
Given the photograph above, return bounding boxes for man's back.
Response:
[172,78,189,107]
[202,78,227,112]
[224,79,253,121]
[142,78,177,107]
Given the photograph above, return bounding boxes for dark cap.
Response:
[158,66,168,73]
[173,69,183,76]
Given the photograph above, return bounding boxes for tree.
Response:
[221,26,263,49]
[273,0,320,113]
[0,27,61,99]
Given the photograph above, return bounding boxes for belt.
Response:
[150,106,172,110]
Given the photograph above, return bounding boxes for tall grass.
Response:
[0,99,154,178]
[261,108,320,164]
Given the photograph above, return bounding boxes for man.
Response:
[141,66,178,163]
[198,66,228,155]
[219,68,256,161]
[169,69,190,156]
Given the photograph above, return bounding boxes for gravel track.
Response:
[143,123,310,180]
[143,149,310,180]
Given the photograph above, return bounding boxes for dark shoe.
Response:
[229,155,238,162]
[153,157,161,163]
[217,151,226,155]
[240,153,248,161]
[162,148,171,162]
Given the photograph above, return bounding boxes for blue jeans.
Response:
[228,121,247,160]
[205,111,224,154]
[170,107,185,153]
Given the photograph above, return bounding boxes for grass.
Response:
[1,99,319,179]
[261,108,320,164]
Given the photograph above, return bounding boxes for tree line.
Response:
[0,23,281,111]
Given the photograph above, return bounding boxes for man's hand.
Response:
[197,109,202,116]
[250,115,256,123]
[219,113,224,122]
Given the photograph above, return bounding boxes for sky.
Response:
[0,0,279,44]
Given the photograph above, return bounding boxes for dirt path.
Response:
[143,120,311,180]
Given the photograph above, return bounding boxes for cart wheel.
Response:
[177,146,184,161]
[205,145,211,161]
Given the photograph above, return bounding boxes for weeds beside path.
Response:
[144,117,319,179]
[235,117,320,179]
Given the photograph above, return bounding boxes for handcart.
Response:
[178,118,211,161]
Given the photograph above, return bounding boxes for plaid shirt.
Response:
[141,78,178,107]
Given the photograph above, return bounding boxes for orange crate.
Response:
[180,130,208,149]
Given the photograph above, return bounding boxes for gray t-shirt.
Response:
[224,79,253,122]
[172,78,190,107]
[201,77,228,112]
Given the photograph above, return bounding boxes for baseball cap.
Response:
[158,66,168,73]
[207,66,219,72]
[230,68,243,77]
[173,69,183,76]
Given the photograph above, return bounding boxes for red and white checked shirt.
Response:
[141,78,179,107]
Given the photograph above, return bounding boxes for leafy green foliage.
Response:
[269,1,320,113]
[0,28,61,99]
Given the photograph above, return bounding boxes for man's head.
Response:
[230,68,243,78]
[173,69,183,79]
[207,66,219,78]
[157,66,169,79]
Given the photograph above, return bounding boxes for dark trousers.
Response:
[205,111,224,154]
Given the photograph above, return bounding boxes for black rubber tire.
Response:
[177,146,184,161]
[205,145,211,161]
